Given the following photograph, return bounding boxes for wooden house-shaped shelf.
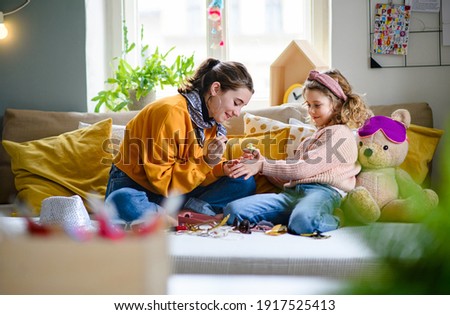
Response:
[270,40,328,106]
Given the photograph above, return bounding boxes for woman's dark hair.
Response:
[178,58,254,94]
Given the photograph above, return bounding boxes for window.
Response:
[226,0,311,106]
[86,0,329,111]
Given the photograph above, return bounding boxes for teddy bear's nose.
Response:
[364,148,373,157]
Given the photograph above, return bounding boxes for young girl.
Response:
[224,69,372,235]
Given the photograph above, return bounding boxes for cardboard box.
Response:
[0,231,169,294]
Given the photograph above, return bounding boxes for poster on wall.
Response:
[373,3,412,55]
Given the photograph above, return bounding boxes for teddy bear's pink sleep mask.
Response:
[358,116,407,143]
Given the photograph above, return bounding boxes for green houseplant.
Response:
[92,26,195,112]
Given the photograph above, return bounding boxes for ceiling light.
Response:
[0,12,8,40]
[0,0,31,40]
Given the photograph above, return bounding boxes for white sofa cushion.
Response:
[169,225,384,279]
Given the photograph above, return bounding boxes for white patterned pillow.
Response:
[243,113,315,158]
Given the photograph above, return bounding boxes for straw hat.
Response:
[40,195,92,229]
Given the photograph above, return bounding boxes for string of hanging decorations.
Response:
[208,0,224,49]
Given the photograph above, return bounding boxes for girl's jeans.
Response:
[223,183,342,235]
[105,164,256,222]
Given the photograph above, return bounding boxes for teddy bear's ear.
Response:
[391,109,411,129]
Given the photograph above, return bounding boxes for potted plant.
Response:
[92,26,195,112]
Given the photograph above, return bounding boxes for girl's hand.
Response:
[241,147,259,161]
[204,135,228,167]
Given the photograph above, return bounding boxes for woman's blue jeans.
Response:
[223,183,342,235]
[105,164,256,222]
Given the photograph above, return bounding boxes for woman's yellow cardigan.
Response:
[114,94,225,197]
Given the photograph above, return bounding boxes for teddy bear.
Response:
[341,109,439,224]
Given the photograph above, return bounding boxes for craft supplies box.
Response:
[0,230,169,294]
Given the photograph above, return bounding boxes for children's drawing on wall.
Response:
[208,0,224,50]
[373,3,412,55]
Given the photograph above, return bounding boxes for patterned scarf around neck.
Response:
[181,90,227,147]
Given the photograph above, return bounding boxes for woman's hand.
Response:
[227,149,264,180]
[204,135,228,167]
[223,159,239,176]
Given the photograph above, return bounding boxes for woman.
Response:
[105,58,256,223]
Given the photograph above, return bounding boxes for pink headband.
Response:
[308,70,347,102]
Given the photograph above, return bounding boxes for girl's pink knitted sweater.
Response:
[262,124,360,192]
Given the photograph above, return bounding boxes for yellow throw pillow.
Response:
[226,128,290,161]
[226,128,290,194]
[243,113,315,158]
[2,119,113,214]
[400,124,444,186]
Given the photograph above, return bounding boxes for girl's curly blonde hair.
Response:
[303,69,372,129]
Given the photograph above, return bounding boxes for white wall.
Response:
[331,0,450,187]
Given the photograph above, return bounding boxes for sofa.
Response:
[0,102,443,293]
